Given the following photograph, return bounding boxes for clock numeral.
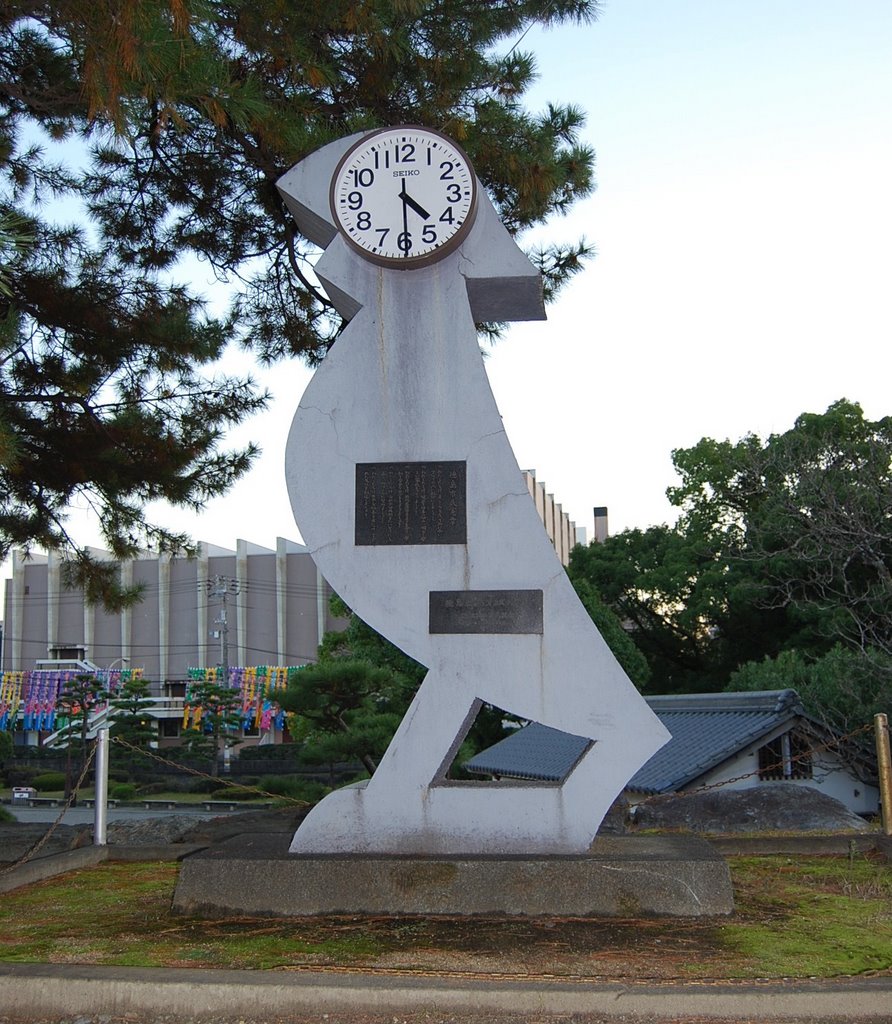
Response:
[350,168,374,187]
[393,142,416,163]
[439,207,455,225]
[439,161,454,180]
[422,224,437,245]
[397,231,413,254]
[347,191,363,210]
[375,227,390,246]
[446,183,462,203]
[356,212,372,230]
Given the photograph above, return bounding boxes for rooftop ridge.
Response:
[645,689,800,714]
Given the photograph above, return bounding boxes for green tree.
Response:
[570,576,651,689]
[280,660,408,777]
[313,596,514,773]
[570,400,892,703]
[669,399,892,664]
[1,1,599,605]
[318,594,426,687]
[0,727,12,765]
[108,676,156,768]
[729,646,892,737]
[55,673,107,801]
[181,678,243,775]
[568,522,801,693]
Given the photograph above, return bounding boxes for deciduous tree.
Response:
[570,400,892,710]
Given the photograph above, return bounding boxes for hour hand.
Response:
[399,183,431,220]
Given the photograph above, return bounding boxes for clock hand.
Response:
[400,179,410,256]
[401,191,431,220]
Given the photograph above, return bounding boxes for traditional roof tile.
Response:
[464,689,810,792]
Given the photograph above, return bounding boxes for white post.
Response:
[94,728,109,846]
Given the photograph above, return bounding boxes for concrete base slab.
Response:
[172,832,733,917]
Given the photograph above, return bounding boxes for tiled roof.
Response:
[463,723,592,781]
[464,689,806,792]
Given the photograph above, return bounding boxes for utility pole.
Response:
[205,575,240,685]
[204,575,240,775]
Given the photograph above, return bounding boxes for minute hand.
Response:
[399,187,431,220]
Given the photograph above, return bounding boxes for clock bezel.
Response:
[329,125,479,269]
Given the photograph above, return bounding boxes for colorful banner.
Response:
[1,667,145,733]
[184,665,302,735]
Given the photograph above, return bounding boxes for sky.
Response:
[28,0,892,558]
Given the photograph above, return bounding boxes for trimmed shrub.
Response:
[109,782,137,800]
[257,774,329,802]
[235,744,302,762]
[188,777,223,794]
[32,771,67,792]
[2,766,39,787]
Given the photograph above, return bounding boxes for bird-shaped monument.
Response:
[277,127,669,854]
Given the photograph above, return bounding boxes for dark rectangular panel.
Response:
[355,461,466,546]
[429,590,544,634]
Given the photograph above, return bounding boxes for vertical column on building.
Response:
[120,559,133,669]
[46,549,61,657]
[236,539,248,667]
[316,565,327,652]
[158,552,171,684]
[276,538,287,667]
[565,511,572,560]
[83,549,98,662]
[196,543,209,669]
[554,503,565,565]
[545,492,556,547]
[10,549,25,669]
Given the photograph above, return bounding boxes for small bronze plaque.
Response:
[429,590,544,634]
[355,461,466,546]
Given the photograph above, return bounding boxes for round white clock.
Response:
[329,126,478,268]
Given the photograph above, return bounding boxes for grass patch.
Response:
[0,855,889,979]
[713,854,892,978]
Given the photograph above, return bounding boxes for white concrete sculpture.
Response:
[278,128,669,854]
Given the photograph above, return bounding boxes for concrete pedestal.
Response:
[172,832,733,918]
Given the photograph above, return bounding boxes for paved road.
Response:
[2,963,891,1023]
[6,804,224,826]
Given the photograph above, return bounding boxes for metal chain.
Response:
[5,720,873,869]
[640,722,876,805]
[116,721,876,808]
[110,736,309,806]
[1,742,98,876]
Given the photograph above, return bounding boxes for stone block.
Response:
[172,832,733,918]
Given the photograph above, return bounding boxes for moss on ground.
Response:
[0,855,889,979]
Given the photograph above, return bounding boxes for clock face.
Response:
[330,126,478,268]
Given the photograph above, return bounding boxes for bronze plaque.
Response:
[355,461,466,545]
[429,590,544,634]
